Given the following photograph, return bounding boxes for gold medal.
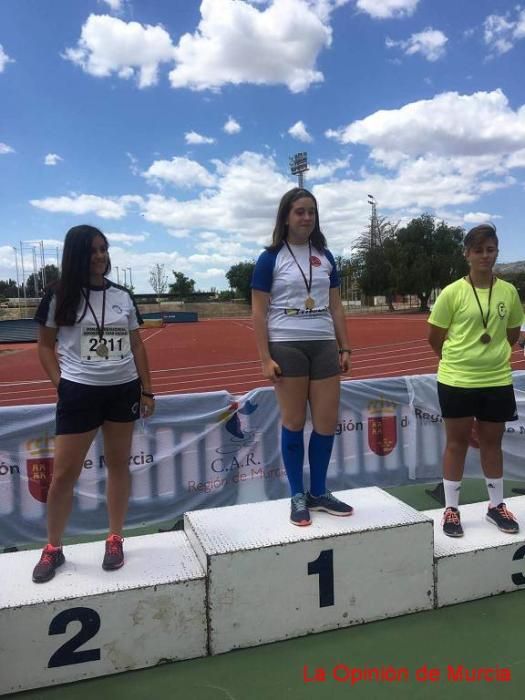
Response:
[96,343,109,357]
[480,333,491,344]
[305,296,315,310]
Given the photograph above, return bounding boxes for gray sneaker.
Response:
[306,491,353,516]
[290,493,311,526]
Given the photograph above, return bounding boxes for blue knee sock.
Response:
[281,426,305,495]
[309,431,335,497]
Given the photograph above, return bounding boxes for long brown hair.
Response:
[266,188,327,252]
[54,225,111,326]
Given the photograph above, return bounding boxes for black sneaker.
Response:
[486,503,519,534]
[290,493,311,526]
[306,491,353,516]
[32,544,65,583]
[442,507,463,537]
[102,534,124,570]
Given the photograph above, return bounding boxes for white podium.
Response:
[0,532,207,695]
[424,495,525,607]
[185,487,434,654]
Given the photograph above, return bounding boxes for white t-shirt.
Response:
[35,281,142,386]
[251,242,340,341]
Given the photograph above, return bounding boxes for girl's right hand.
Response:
[262,358,282,383]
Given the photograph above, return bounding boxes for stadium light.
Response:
[289,151,309,188]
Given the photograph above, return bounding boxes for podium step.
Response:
[0,532,207,695]
[185,486,434,654]
[423,495,525,607]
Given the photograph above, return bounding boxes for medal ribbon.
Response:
[284,240,312,297]
[468,275,493,332]
[81,285,106,346]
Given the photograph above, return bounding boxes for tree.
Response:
[354,217,400,311]
[25,264,59,297]
[396,214,467,311]
[0,278,21,298]
[169,270,195,298]
[149,264,168,296]
[225,261,255,302]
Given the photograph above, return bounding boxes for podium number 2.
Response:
[48,607,101,668]
[308,549,334,607]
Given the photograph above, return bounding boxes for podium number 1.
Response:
[308,549,334,607]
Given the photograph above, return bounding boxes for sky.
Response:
[1,0,524,293]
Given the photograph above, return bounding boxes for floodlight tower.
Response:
[289,152,309,188]
[368,194,378,248]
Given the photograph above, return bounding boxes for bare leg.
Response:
[309,375,340,435]
[102,420,135,536]
[46,429,98,546]
[274,377,309,431]
[442,417,474,481]
[477,420,505,479]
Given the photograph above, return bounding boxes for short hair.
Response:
[464,223,498,250]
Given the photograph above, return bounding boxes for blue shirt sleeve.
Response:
[251,250,278,293]
[324,249,340,288]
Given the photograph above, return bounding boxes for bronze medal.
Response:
[305,296,315,310]
[96,343,109,357]
[468,275,494,348]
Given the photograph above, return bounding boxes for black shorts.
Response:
[437,382,518,423]
[268,340,340,380]
[56,378,141,435]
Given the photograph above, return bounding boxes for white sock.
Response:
[443,479,461,509]
[485,477,503,508]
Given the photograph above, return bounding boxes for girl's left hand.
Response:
[339,351,351,374]
[141,395,155,418]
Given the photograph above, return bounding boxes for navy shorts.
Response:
[437,382,518,423]
[268,340,340,380]
[56,378,141,435]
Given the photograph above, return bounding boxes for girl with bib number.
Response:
[32,225,155,582]
[252,188,353,526]
[428,224,524,538]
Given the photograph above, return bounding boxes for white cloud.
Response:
[288,120,313,142]
[100,0,122,11]
[484,9,525,55]
[463,212,499,224]
[63,14,175,88]
[0,143,15,155]
[44,153,63,166]
[106,232,148,245]
[185,131,215,145]
[307,156,350,180]
[325,90,525,160]
[0,44,14,72]
[168,0,331,93]
[507,148,525,169]
[140,151,289,238]
[142,156,216,188]
[356,0,419,20]
[30,194,130,219]
[224,117,241,134]
[386,28,448,62]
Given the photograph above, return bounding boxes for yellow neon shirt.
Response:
[428,277,524,387]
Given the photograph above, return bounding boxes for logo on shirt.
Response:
[497,302,506,319]
[310,256,321,267]
[112,304,123,313]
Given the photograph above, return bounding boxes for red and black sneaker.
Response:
[442,507,463,537]
[32,544,65,583]
[486,503,519,534]
[102,534,124,570]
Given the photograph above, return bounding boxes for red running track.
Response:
[0,315,523,407]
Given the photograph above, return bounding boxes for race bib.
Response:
[80,326,130,361]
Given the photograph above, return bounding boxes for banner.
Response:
[1,372,524,547]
